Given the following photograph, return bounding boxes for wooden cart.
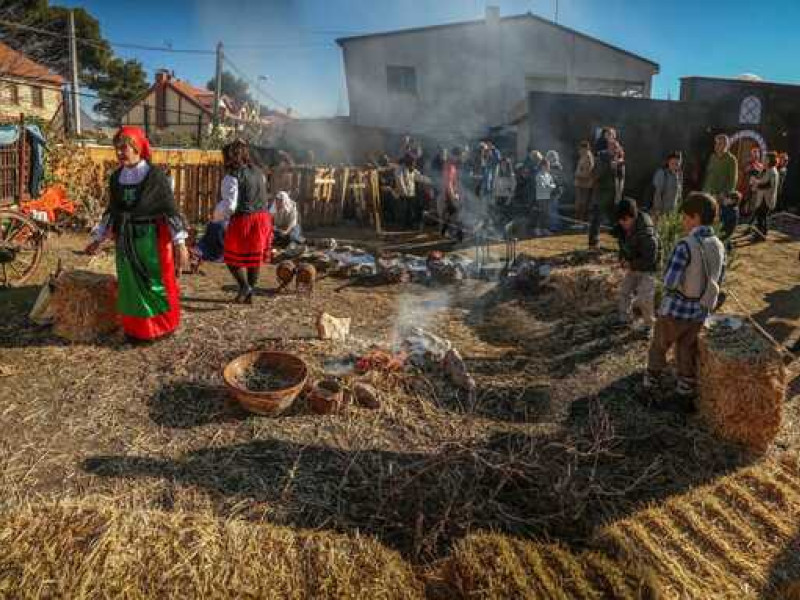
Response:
[0,117,45,287]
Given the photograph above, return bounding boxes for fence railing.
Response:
[92,162,383,232]
[0,114,30,207]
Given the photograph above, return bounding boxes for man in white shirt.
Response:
[272,191,304,246]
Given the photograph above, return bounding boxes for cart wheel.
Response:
[0,209,46,287]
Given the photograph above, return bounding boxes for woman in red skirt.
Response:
[219,139,273,303]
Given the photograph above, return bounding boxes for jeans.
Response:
[549,196,561,231]
[720,205,739,239]
[537,198,551,231]
[753,202,770,237]
[588,187,615,246]
[618,271,656,326]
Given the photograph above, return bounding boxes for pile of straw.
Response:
[698,318,787,452]
[50,270,119,342]
[434,532,660,599]
[0,503,423,599]
[548,265,621,314]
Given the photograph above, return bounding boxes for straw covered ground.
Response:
[1,229,800,599]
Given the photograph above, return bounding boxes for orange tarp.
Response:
[20,185,75,223]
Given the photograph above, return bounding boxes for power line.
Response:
[0,18,214,54]
[1,16,301,117]
[222,54,295,115]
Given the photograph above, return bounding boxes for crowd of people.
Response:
[84,125,792,406]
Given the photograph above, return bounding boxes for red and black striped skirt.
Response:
[224,211,273,268]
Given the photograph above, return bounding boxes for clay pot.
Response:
[276,261,296,289]
[296,263,317,294]
[308,378,345,415]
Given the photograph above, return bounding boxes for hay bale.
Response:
[548,265,621,314]
[0,503,424,599]
[50,269,119,342]
[698,317,787,452]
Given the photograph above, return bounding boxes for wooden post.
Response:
[16,113,26,202]
[370,169,383,235]
[143,105,151,137]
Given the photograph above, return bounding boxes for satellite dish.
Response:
[737,73,763,82]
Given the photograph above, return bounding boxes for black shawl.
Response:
[106,164,185,287]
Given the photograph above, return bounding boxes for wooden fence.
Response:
[90,162,383,232]
[172,164,382,231]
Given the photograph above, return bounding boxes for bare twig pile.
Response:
[548,265,621,315]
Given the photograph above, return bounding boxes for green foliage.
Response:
[656,210,685,272]
[1,1,147,125]
[0,1,112,81]
[91,58,149,125]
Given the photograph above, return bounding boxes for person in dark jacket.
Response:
[613,198,660,335]
[219,139,273,304]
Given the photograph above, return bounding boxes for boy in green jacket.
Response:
[702,134,738,201]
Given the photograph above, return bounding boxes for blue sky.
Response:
[58,0,800,117]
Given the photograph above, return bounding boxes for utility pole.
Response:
[212,42,223,130]
[554,0,560,23]
[68,10,81,136]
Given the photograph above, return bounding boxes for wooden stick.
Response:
[727,290,797,363]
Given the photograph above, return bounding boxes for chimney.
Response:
[155,69,171,85]
[486,5,500,25]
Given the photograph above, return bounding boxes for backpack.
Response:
[697,238,721,312]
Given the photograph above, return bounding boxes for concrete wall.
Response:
[526,87,800,207]
[0,77,62,123]
[526,91,706,200]
[341,15,657,137]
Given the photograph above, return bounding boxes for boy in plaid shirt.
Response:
[645,193,726,406]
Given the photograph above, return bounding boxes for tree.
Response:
[92,57,149,125]
[0,0,112,84]
[206,71,253,107]
[0,1,148,124]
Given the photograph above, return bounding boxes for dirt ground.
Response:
[1,226,799,596]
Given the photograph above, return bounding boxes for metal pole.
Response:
[68,10,81,136]
[212,42,223,130]
[555,0,559,23]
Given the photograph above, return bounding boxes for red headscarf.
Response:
[113,126,152,162]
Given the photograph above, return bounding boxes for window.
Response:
[739,96,762,125]
[31,86,43,108]
[387,66,417,96]
[8,83,19,105]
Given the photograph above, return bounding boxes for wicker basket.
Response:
[223,351,308,416]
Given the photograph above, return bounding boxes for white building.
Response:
[337,7,659,139]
